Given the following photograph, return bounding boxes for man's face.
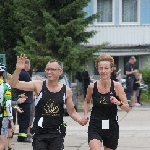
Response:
[45,62,63,81]
[130,59,136,65]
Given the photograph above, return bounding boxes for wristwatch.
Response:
[118,101,123,107]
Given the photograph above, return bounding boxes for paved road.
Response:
[11,106,150,150]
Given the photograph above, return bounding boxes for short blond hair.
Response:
[130,56,136,62]
[95,54,114,69]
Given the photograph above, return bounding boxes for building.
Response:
[84,0,150,79]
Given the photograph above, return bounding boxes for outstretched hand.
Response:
[16,54,27,70]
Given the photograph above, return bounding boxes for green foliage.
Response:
[14,0,104,75]
[140,91,150,103]
[140,68,150,94]
[0,0,22,73]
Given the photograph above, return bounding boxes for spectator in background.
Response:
[132,70,141,106]
[124,56,137,104]
[111,64,120,82]
[16,59,33,143]
[76,70,93,99]
[82,70,91,98]
[75,71,83,96]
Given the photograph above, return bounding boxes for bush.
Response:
[140,68,150,94]
[140,91,150,103]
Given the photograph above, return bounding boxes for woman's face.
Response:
[97,61,112,80]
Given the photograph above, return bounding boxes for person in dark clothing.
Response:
[83,54,130,150]
[16,59,33,143]
[110,64,120,82]
[124,56,137,101]
[10,54,87,150]
[82,71,91,98]
[75,71,83,82]
[75,71,83,96]
[6,73,27,150]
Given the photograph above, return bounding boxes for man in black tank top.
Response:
[83,54,130,150]
[10,54,88,150]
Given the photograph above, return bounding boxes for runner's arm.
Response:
[84,83,93,116]
[10,69,36,91]
[65,87,82,123]
[115,82,130,112]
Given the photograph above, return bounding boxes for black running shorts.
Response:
[32,135,64,150]
[88,129,119,149]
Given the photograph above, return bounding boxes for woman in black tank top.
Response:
[83,54,130,150]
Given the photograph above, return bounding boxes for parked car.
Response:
[32,72,78,116]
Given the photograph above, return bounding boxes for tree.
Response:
[0,0,22,73]
[14,0,105,75]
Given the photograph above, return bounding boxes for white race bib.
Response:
[102,120,109,129]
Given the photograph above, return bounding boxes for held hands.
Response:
[16,54,27,70]
[78,116,89,126]
[110,96,121,106]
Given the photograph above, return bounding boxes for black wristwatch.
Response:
[118,101,123,107]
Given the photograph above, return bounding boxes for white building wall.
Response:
[85,25,150,47]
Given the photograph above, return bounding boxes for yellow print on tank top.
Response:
[99,96,107,104]
[43,99,60,116]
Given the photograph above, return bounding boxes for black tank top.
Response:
[89,80,119,132]
[33,81,66,131]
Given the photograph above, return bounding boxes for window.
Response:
[120,0,140,24]
[97,0,112,22]
[93,0,115,24]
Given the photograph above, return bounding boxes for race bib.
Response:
[102,120,109,129]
